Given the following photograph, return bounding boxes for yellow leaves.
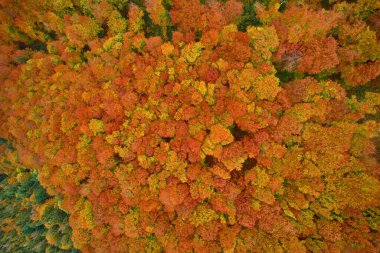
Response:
[45,12,65,34]
[191,81,214,105]
[124,208,139,238]
[247,102,256,113]
[252,74,281,101]
[302,159,322,178]
[193,80,207,96]
[362,92,380,114]
[190,179,214,200]
[71,228,92,249]
[52,0,74,13]
[220,24,238,42]
[216,58,229,72]
[209,165,230,180]
[145,0,169,28]
[148,171,169,192]
[88,119,105,136]
[251,199,261,211]
[76,135,91,150]
[165,151,187,183]
[334,173,380,210]
[286,103,315,122]
[105,131,121,145]
[190,204,219,227]
[45,229,58,245]
[137,155,157,169]
[255,3,280,25]
[27,129,41,140]
[103,34,123,51]
[114,145,129,158]
[60,112,77,133]
[247,25,279,54]
[255,188,275,205]
[81,91,91,103]
[209,124,234,146]
[297,180,321,198]
[168,67,175,80]
[237,68,258,91]
[228,66,281,101]
[281,201,296,219]
[131,36,147,52]
[355,26,380,61]
[221,155,246,172]
[134,106,156,121]
[108,11,128,35]
[253,167,270,188]
[128,4,145,33]
[282,236,307,253]
[356,120,379,138]
[76,198,95,230]
[205,83,216,105]
[319,80,345,99]
[181,42,204,64]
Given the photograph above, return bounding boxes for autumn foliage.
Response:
[0,0,379,252]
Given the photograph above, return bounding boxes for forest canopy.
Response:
[0,0,379,252]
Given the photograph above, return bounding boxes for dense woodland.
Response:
[0,0,379,252]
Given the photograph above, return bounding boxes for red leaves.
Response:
[200,65,220,83]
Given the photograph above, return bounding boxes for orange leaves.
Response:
[145,0,169,29]
[302,123,353,154]
[124,211,139,238]
[197,220,221,241]
[342,61,380,86]
[160,42,174,56]
[190,170,214,200]
[275,37,339,74]
[219,224,241,251]
[223,0,243,24]
[282,77,322,104]
[317,220,342,242]
[159,183,188,211]
[273,4,341,43]
[272,4,345,76]
[209,124,234,146]
[170,0,242,37]
[170,0,207,36]
[64,15,102,48]
[296,37,339,74]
